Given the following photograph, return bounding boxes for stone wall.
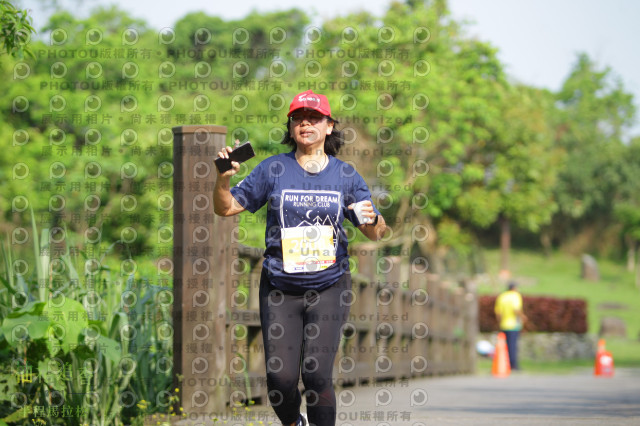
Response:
[480,333,596,361]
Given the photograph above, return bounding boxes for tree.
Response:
[552,53,636,253]
[0,0,35,58]
[303,0,560,276]
[614,137,640,281]
[483,85,560,273]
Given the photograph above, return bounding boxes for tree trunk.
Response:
[540,228,552,258]
[625,235,636,272]
[636,247,640,291]
[499,216,510,279]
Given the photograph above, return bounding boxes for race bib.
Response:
[281,225,336,273]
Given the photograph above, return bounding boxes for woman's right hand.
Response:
[216,139,241,177]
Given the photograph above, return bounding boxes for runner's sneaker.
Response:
[296,413,308,426]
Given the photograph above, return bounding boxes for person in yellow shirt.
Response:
[494,282,527,370]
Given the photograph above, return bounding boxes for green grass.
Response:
[477,249,640,370]
[476,356,594,375]
[605,337,640,367]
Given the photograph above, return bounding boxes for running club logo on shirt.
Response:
[279,190,341,273]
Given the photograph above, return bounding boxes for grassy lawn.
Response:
[476,356,593,375]
[476,249,640,371]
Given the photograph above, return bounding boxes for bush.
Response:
[479,295,588,333]
[0,211,175,425]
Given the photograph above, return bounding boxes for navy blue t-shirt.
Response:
[230,151,379,292]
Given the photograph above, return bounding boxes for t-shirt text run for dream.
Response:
[285,193,339,208]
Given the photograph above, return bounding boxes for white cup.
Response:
[353,200,373,225]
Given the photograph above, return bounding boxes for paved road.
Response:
[176,368,640,425]
[336,368,640,425]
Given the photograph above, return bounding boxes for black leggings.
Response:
[259,270,351,426]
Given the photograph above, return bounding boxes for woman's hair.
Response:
[280,117,345,156]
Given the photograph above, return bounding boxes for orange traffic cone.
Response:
[492,332,511,377]
[594,339,614,377]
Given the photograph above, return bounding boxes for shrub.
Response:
[0,210,174,425]
[479,295,588,333]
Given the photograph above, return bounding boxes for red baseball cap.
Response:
[287,90,332,118]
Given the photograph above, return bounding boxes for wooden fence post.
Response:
[172,125,232,416]
[381,256,407,378]
[464,288,478,373]
[408,262,429,377]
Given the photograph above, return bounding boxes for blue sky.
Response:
[19,0,640,135]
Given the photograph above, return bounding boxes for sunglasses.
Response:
[289,113,327,124]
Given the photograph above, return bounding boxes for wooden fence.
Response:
[172,125,478,416]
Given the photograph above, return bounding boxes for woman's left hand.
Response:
[347,200,377,225]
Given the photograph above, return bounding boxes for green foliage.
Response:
[2,1,638,262]
[0,212,173,425]
[1,298,88,355]
[553,54,636,220]
[615,203,640,241]
[0,1,35,59]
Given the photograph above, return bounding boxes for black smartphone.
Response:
[214,141,255,173]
